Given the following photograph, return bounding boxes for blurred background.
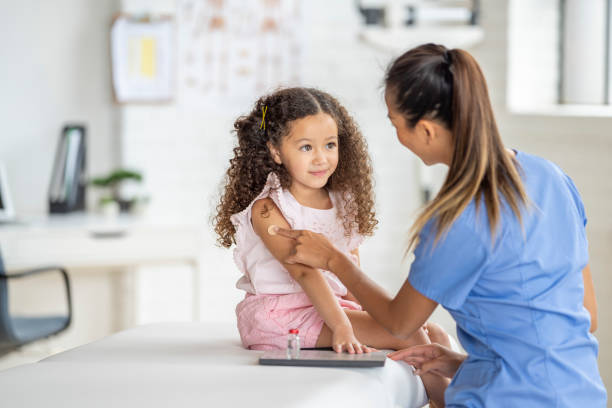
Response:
[0,0,610,392]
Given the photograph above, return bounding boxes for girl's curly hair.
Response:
[213,87,378,248]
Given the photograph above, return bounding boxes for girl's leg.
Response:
[315,310,450,408]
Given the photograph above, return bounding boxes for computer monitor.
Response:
[0,162,15,222]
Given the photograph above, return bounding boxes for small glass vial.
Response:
[286,328,300,359]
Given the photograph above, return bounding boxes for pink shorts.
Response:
[236,292,362,350]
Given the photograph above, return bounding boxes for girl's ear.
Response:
[267,142,282,165]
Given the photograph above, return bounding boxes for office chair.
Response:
[0,248,72,357]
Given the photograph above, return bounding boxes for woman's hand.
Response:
[332,324,372,354]
[388,343,467,379]
[268,225,341,271]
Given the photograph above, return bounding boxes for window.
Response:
[508,0,612,116]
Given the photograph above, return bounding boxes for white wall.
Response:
[0,0,121,215]
[507,0,559,110]
[0,0,123,366]
[561,0,607,104]
[118,0,426,326]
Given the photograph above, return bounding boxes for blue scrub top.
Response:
[408,151,607,407]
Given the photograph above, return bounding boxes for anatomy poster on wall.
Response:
[177,0,304,111]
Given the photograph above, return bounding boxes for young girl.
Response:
[214,87,449,404]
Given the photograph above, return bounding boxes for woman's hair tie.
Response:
[443,49,453,66]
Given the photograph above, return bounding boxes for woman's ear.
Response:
[419,120,436,145]
[267,142,282,165]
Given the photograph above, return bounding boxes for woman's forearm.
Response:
[328,251,425,338]
[270,225,437,338]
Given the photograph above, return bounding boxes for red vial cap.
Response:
[289,329,299,334]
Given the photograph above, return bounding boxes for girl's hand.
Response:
[269,225,341,271]
[388,343,466,379]
[332,324,372,354]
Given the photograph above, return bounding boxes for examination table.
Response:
[0,322,429,407]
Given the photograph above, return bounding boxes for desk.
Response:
[0,213,204,325]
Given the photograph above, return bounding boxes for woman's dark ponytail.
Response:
[385,44,529,250]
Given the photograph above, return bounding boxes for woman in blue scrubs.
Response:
[271,44,607,407]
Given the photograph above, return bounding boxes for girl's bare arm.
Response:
[272,226,438,340]
[344,248,360,304]
[251,198,353,337]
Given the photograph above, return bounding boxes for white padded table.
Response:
[0,322,428,407]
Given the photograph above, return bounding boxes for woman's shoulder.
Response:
[416,201,492,258]
[515,150,566,179]
[515,150,582,202]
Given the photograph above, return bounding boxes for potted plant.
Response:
[90,169,146,214]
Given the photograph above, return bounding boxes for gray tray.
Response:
[259,349,387,367]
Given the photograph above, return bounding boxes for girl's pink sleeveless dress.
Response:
[230,172,364,350]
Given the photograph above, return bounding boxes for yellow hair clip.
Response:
[260,105,268,130]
